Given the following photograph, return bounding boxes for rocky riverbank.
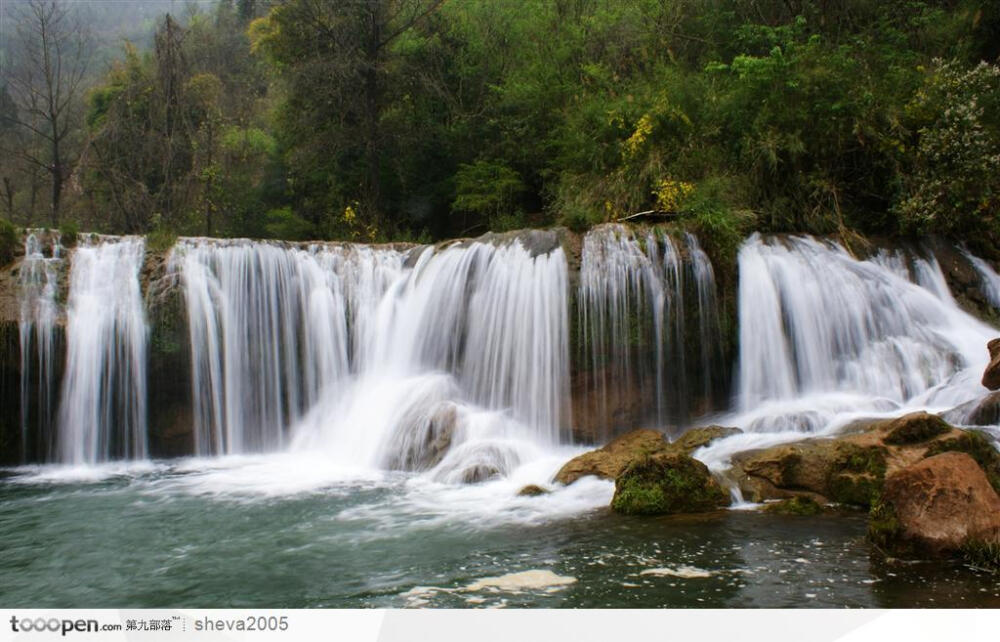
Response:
[548,407,1000,568]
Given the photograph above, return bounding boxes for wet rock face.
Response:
[611,453,729,515]
[145,263,194,458]
[871,451,1000,558]
[983,338,1000,391]
[382,402,457,472]
[0,321,21,465]
[950,391,1000,426]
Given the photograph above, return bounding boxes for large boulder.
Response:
[923,429,1000,493]
[554,429,670,485]
[730,412,970,507]
[982,338,1000,390]
[869,451,1000,558]
[611,453,730,515]
[732,439,886,506]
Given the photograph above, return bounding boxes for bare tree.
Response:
[4,0,91,227]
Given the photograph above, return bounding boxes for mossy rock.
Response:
[763,496,824,515]
[882,412,950,445]
[868,498,909,556]
[869,452,1000,559]
[827,443,887,506]
[611,453,729,516]
[735,439,886,508]
[924,430,1000,494]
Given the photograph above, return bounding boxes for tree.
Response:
[4,0,91,226]
[252,0,446,235]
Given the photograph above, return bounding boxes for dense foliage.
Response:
[1,0,998,248]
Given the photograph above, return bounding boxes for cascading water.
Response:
[18,232,63,461]
[168,240,395,454]
[693,234,999,472]
[686,233,725,405]
[171,232,571,480]
[57,237,148,464]
[964,250,1000,310]
[11,224,1000,483]
[576,224,724,440]
[736,235,991,415]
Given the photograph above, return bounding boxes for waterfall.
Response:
[168,240,387,455]
[964,250,1000,310]
[57,237,148,464]
[735,235,994,424]
[576,224,723,439]
[686,233,725,405]
[18,232,62,461]
[171,234,570,473]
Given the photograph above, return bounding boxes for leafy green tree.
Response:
[896,59,1000,240]
[251,0,446,237]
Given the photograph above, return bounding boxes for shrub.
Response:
[59,221,79,248]
[0,218,19,265]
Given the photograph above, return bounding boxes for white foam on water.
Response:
[639,566,714,579]
[464,569,577,592]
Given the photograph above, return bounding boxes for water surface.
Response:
[2,457,998,609]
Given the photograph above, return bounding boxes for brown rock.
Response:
[882,412,951,445]
[611,452,730,515]
[731,438,886,506]
[671,425,742,454]
[516,484,549,497]
[872,451,1000,557]
[554,429,670,485]
[982,338,1000,390]
[730,412,972,506]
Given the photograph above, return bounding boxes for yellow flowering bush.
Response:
[653,179,695,212]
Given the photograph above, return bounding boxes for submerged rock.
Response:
[459,464,501,484]
[982,338,1000,390]
[516,484,550,497]
[946,391,1000,426]
[611,453,729,515]
[869,451,1000,558]
[382,402,457,472]
[762,496,825,515]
